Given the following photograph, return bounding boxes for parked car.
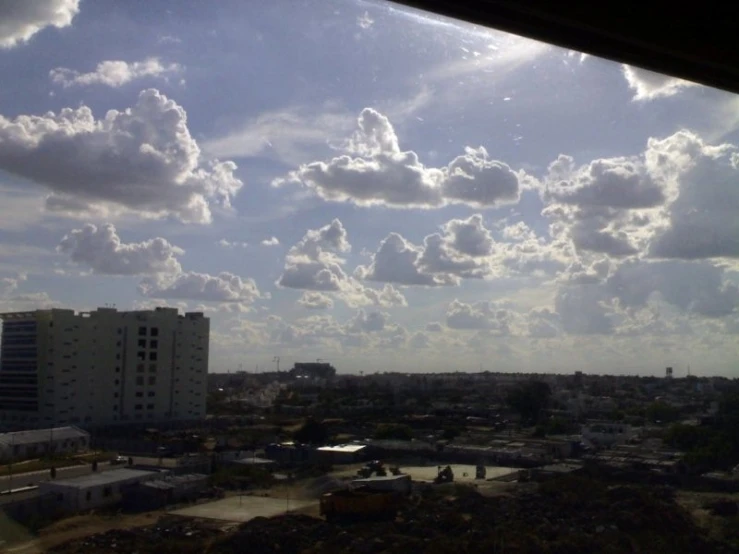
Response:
[111,455,128,465]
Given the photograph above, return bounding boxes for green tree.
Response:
[293,418,329,444]
[374,423,414,441]
[645,401,680,423]
[506,380,551,424]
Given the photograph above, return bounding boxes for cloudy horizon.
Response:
[1,0,738,376]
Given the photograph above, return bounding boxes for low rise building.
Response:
[39,468,160,513]
[0,426,89,461]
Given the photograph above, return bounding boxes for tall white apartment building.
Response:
[0,307,209,429]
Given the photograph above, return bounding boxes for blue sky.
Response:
[1,0,739,375]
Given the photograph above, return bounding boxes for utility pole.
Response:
[273,356,280,372]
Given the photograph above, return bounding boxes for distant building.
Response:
[0,426,89,461]
[582,422,634,448]
[40,468,161,513]
[289,362,336,381]
[0,307,209,429]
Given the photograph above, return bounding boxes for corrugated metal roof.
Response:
[0,426,89,447]
[316,444,366,453]
[43,468,156,489]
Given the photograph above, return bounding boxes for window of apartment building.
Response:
[137,351,145,361]
[150,339,158,349]
[116,341,121,347]
[136,376,144,386]
[135,404,142,410]
[117,328,121,335]
[115,353,120,360]
[138,326,146,336]
[138,339,146,348]
[103,486,112,497]
[112,405,117,411]
[135,392,143,398]
[86,491,92,501]
[149,364,157,373]
[137,364,145,373]
[114,379,120,385]
[148,376,156,386]
[149,352,157,361]
[113,392,119,398]
[151,327,159,337]
[115,366,120,373]
[147,391,155,397]
[147,404,154,410]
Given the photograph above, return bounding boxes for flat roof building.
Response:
[0,307,209,429]
[39,468,161,513]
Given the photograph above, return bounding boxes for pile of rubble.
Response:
[48,517,220,554]
[215,477,731,554]
[50,477,733,553]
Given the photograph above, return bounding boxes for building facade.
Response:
[0,307,209,429]
[0,426,90,461]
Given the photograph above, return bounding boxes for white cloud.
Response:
[139,271,263,304]
[0,89,242,223]
[261,236,280,247]
[297,291,333,310]
[645,132,739,260]
[274,108,523,209]
[0,273,60,312]
[0,0,79,49]
[50,58,181,88]
[218,239,248,249]
[409,331,430,348]
[277,219,407,308]
[58,223,183,275]
[442,214,494,256]
[445,299,513,334]
[622,65,698,101]
[357,11,374,29]
[554,284,615,335]
[355,232,457,286]
[347,310,387,333]
[203,104,353,164]
[527,308,560,338]
[278,219,350,291]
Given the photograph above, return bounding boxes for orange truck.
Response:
[320,488,404,522]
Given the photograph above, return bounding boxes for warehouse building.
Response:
[0,426,89,461]
[39,468,161,513]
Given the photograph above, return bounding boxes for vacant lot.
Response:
[170,495,316,523]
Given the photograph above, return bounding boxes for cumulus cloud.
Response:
[622,65,698,101]
[355,232,457,286]
[347,310,388,333]
[445,299,513,334]
[441,214,494,256]
[50,58,181,88]
[606,259,739,318]
[277,220,407,308]
[274,108,523,209]
[527,308,560,338]
[425,322,443,332]
[261,236,280,247]
[646,132,739,260]
[554,284,615,335]
[0,0,79,49]
[139,271,262,304]
[297,291,333,310]
[0,88,242,223]
[278,219,350,291]
[58,223,183,275]
[409,331,430,348]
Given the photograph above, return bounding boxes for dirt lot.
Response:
[2,510,168,554]
[170,495,317,523]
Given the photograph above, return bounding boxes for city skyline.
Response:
[1,0,738,376]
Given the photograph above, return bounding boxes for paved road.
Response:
[0,462,112,494]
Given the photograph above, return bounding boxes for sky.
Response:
[1,0,739,376]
